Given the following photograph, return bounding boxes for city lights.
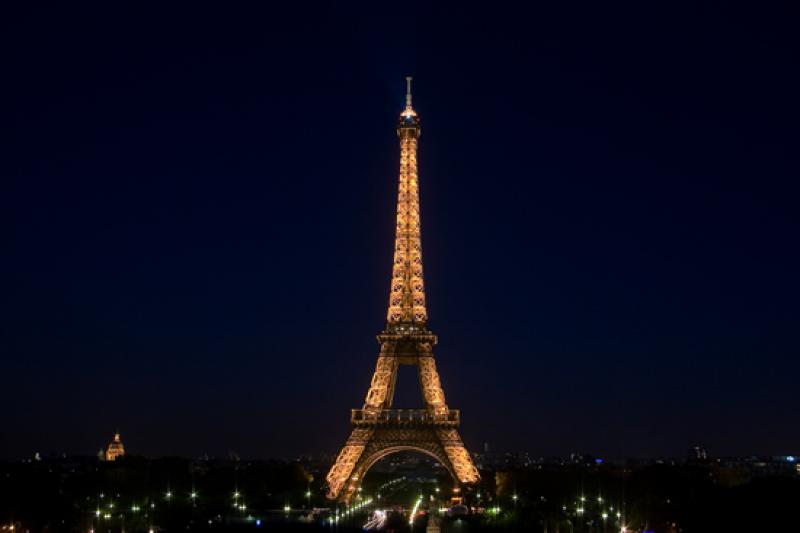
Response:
[409,496,423,525]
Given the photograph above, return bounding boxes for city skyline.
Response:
[3,3,799,461]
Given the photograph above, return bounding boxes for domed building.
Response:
[105,432,125,461]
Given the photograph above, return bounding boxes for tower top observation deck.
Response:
[397,76,420,137]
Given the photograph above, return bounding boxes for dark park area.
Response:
[2,452,798,532]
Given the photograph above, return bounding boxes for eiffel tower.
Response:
[326,78,480,502]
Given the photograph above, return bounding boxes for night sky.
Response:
[2,3,799,461]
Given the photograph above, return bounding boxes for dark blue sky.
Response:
[2,2,798,460]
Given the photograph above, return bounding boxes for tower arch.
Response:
[348,444,458,491]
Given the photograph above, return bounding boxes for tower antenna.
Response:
[405,76,413,108]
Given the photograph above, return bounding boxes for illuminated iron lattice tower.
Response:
[326,78,480,502]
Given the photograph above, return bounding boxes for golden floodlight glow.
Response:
[105,432,125,461]
[387,115,426,323]
[325,78,480,503]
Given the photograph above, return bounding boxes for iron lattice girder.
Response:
[325,333,480,501]
[377,326,437,346]
[325,82,480,503]
[351,408,460,427]
[387,127,426,324]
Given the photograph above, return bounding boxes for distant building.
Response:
[105,432,125,461]
[689,445,708,461]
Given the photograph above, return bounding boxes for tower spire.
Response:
[388,77,426,326]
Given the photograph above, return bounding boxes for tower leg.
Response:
[364,356,400,410]
[325,428,373,500]
[418,356,448,413]
[437,428,480,484]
